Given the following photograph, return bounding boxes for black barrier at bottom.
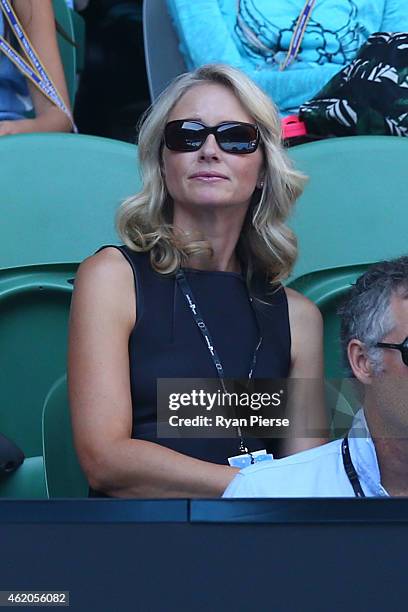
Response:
[0,500,408,612]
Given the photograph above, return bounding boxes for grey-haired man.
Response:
[224,256,408,498]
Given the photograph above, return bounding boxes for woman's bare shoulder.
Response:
[76,247,132,285]
[284,287,323,375]
[73,247,135,327]
[284,286,322,327]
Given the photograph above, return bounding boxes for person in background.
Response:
[224,256,408,498]
[166,0,408,116]
[68,63,327,499]
[0,0,72,135]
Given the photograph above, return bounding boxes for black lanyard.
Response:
[341,436,366,498]
[175,269,263,455]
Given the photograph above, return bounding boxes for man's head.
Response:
[339,256,408,379]
[339,256,408,434]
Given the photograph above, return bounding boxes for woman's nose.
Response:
[199,133,221,159]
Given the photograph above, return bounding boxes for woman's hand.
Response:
[0,121,20,136]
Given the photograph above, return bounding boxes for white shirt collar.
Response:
[348,409,389,497]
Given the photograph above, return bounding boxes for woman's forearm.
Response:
[86,437,239,498]
[0,108,72,135]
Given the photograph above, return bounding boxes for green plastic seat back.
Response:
[286,136,408,377]
[0,133,140,457]
[1,133,139,269]
[0,263,77,456]
[42,376,88,498]
[288,136,408,282]
[288,269,375,434]
[289,263,372,378]
[0,456,47,498]
[288,264,367,433]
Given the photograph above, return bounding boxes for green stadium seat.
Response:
[42,376,88,498]
[0,263,76,457]
[0,457,47,499]
[287,136,408,377]
[0,133,140,467]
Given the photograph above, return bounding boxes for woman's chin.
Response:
[187,196,248,210]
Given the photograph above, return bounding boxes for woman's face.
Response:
[162,83,264,215]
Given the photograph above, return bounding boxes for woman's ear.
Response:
[256,169,265,190]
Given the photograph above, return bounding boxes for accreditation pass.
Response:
[0,592,69,606]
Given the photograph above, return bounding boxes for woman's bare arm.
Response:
[281,287,328,456]
[0,0,72,135]
[68,248,238,498]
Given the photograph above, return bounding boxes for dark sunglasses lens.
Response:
[401,339,408,366]
[216,123,258,153]
[165,121,206,151]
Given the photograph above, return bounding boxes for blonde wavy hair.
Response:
[117,63,306,283]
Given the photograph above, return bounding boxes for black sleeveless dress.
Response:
[89,245,291,496]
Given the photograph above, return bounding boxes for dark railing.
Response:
[1,499,407,612]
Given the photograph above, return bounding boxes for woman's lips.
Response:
[189,173,229,181]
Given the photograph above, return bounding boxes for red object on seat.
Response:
[281,115,308,139]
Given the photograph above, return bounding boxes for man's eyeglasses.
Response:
[164,120,260,154]
[376,336,408,366]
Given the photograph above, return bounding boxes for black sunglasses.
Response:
[376,336,408,366]
[164,120,260,154]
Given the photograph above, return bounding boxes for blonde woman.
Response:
[68,64,326,498]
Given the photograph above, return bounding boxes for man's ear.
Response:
[347,339,375,384]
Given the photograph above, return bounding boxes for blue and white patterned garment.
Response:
[167,0,408,115]
[0,11,33,120]
[223,409,389,498]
